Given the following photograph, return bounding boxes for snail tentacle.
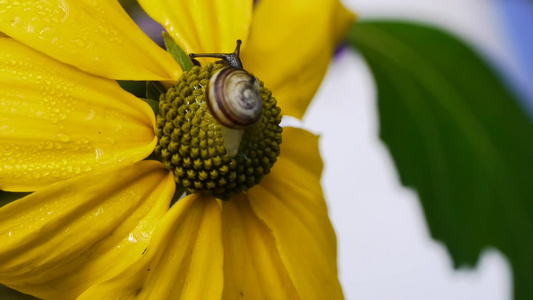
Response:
[189,40,243,69]
[191,40,263,130]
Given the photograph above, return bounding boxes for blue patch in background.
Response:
[498,0,533,115]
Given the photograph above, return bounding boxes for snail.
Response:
[190,40,263,130]
[206,67,262,129]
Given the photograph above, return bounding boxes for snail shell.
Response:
[206,67,263,129]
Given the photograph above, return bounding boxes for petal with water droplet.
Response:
[0,37,157,191]
[78,193,224,300]
[0,161,174,300]
[0,0,180,80]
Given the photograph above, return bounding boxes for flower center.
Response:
[155,63,282,199]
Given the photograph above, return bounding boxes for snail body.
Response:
[206,67,263,129]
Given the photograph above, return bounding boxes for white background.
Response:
[302,0,518,299]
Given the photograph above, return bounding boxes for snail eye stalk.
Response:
[189,40,244,69]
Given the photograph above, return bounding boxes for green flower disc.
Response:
[155,63,283,199]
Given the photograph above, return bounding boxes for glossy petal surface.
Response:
[221,194,299,300]
[138,0,252,55]
[78,128,340,299]
[241,0,355,119]
[0,161,174,300]
[79,194,224,300]
[0,0,180,80]
[0,37,156,191]
[249,127,343,299]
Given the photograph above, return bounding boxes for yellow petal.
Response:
[0,161,174,300]
[78,194,224,300]
[248,127,343,299]
[138,0,253,55]
[241,0,356,119]
[221,193,299,300]
[0,37,157,191]
[0,0,180,80]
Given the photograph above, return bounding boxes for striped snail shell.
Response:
[206,67,263,129]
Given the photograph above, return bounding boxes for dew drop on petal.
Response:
[73,166,81,175]
[128,233,138,244]
[94,148,104,160]
[57,133,70,142]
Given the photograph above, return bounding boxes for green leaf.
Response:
[348,21,532,299]
[146,81,166,102]
[117,80,147,98]
[163,32,194,71]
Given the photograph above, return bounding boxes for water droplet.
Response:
[94,207,104,217]
[58,0,70,22]
[95,148,104,160]
[128,233,138,244]
[57,133,70,142]
[70,39,85,47]
[85,109,95,120]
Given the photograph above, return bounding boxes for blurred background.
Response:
[308,0,531,299]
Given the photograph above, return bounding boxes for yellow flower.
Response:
[0,0,354,299]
